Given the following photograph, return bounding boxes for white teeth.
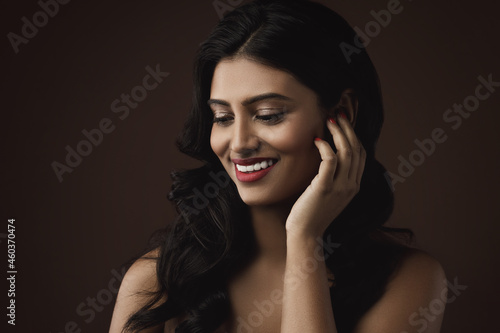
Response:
[236,160,275,173]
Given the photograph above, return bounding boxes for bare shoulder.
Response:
[109,248,165,333]
[122,248,161,291]
[390,248,447,291]
[353,249,448,333]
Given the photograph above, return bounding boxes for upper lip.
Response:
[231,157,277,166]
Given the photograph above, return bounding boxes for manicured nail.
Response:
[339,111,347,119]
[328,117,336,124]
[315,137,322,141]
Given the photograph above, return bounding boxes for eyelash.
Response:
[212,110,286,126]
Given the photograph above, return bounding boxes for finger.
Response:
[356,145,366,185]
[326,117,352,181]
[336,112,361,181]
[313,138,338,185]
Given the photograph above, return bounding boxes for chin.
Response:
[234,183,302,208]
[236,188,272,206]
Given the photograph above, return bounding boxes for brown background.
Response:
[2,0,499,332]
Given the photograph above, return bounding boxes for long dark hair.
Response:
[123,1,413,332]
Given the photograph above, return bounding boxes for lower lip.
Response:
[235,163,276,182]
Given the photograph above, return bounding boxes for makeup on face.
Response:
[209,58,324,206]
[232,158,278,182]
[209,93,292,127]
[210,98,289,184]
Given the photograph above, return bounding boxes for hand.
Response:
[285,111,366,240]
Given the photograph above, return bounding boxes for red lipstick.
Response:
[232,158,277,183]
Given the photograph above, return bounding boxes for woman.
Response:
[109,0,446,332]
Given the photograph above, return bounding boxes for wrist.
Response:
[284,234,328,281]
[286,231,324,257]
[286,224,324,244]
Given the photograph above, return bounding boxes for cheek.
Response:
[210,127,225,158]
[267,118,322,154]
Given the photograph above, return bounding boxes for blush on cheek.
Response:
[268,123,318,153]
[210,128,223,157]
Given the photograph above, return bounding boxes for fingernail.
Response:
[339,111,347,119]
[314,137,322,141]
[328,117,336,124]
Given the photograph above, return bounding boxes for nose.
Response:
[231,117,260,156]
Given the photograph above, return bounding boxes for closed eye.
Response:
[211,109,286,126]
[212,116,233,126]
[255,110,286,124]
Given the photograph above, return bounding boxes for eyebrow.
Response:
[207,92,293,107]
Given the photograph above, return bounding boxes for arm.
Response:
[281,102,446,332]
[281,108,363,333]
[281,241,447,333]
[281,234,337,332]
[109,249,166,333]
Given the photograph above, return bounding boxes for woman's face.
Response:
[209,57,325,206]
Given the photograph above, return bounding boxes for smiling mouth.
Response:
[235,159,274,173]
[231,158,278,182]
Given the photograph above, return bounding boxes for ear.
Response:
[328,89,358,127]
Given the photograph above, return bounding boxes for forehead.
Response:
[210,57,312,101]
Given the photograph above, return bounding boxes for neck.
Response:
[248,200,294,264]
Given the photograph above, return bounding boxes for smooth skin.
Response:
[109,58,447,333]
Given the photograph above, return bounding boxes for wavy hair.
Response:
[123,1,413,332]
